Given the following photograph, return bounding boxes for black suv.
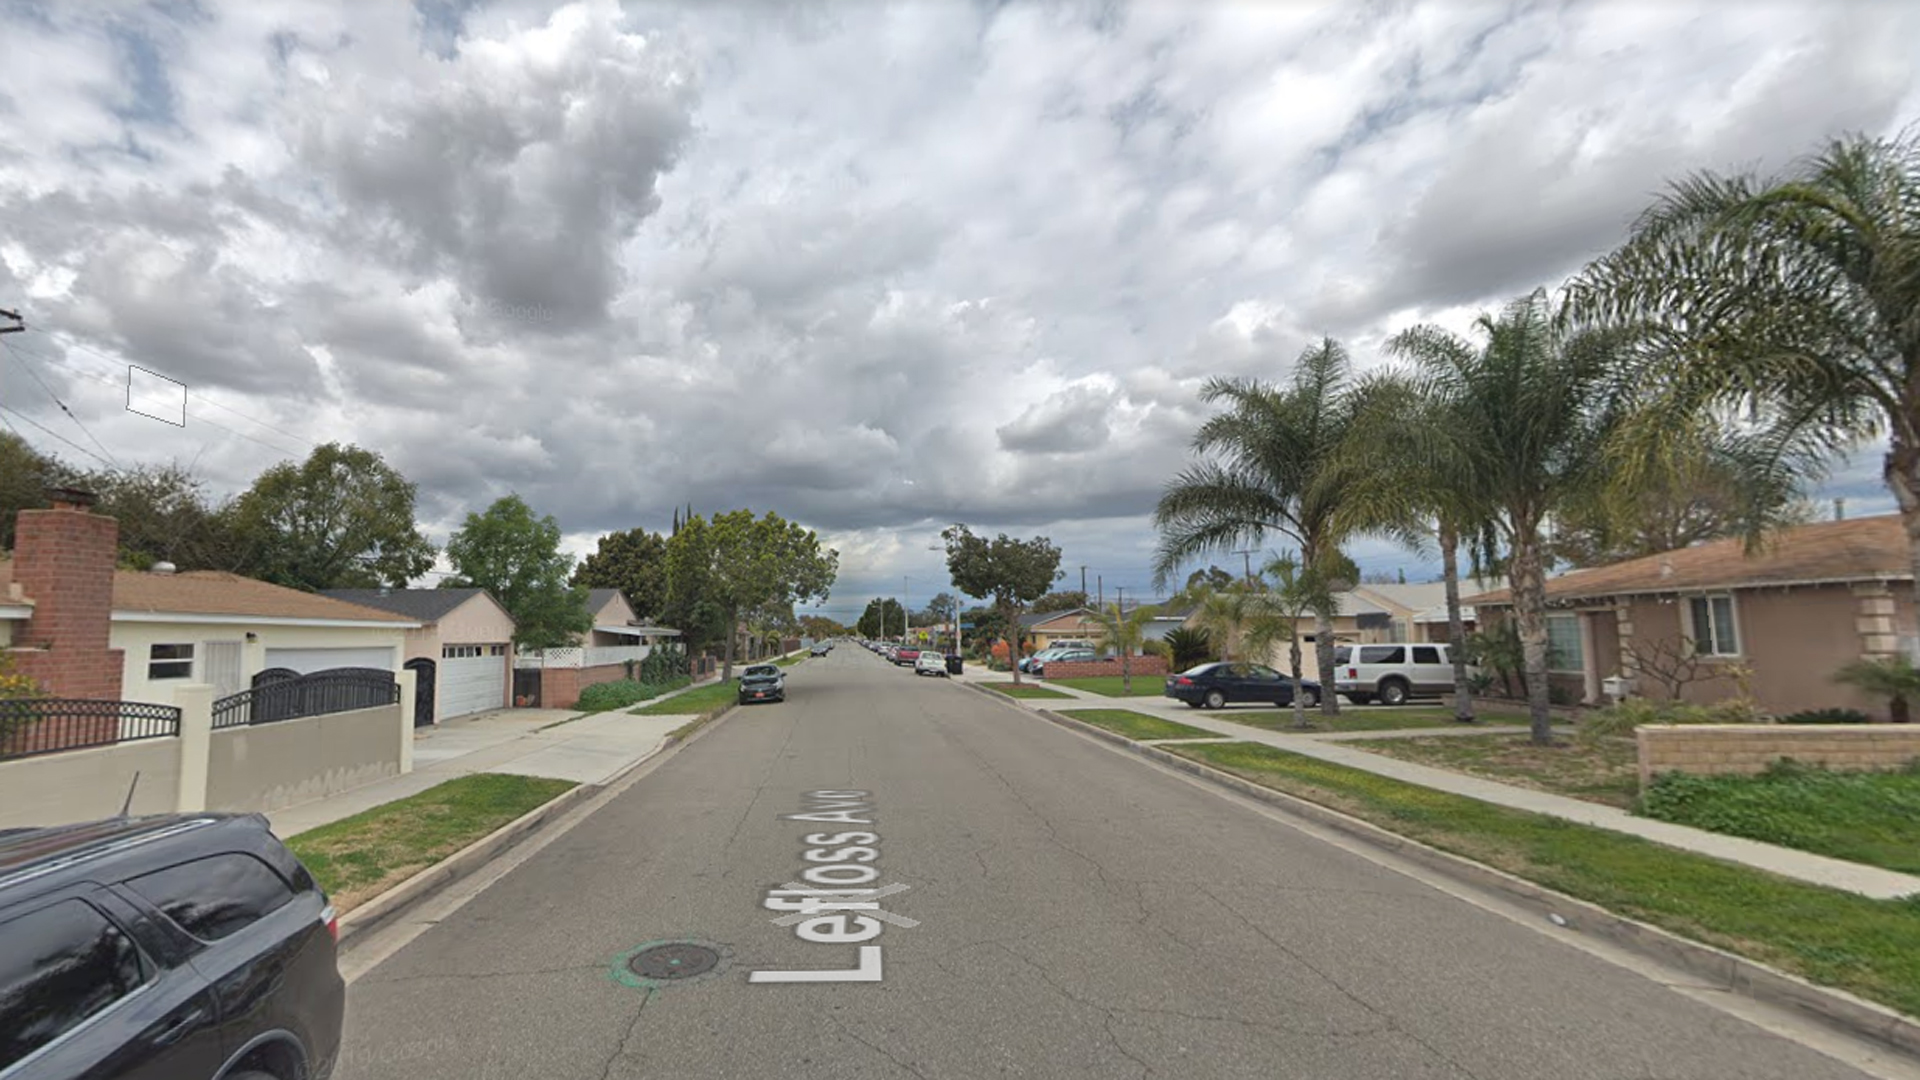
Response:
[0,813,345,1080]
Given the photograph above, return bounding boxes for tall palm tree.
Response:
[1383,291,1643,744]
[1566,129,1920,582]
[1153,338,1381,715]
[1086,602,1155,693]
[1192,586,1255,662]
[1342,375,1496,723]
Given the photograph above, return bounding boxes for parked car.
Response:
[810,643,830,657]
[914,651,949,678]
[1030,648,1096,677]
[1334,643,1469,705]
[1018,642,1093,673]
[892,647,922,667]
[1164,661,1321,709]
[738,663,786,704]
[0,812,345,1080]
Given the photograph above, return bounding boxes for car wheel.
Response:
[1378,679,1410,706]
[1203,689,1227,709]
[1297,688,1320,709]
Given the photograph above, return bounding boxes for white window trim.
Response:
[148,643,195,680]
[1686,593,1743,658]
[1546,614,1585,674]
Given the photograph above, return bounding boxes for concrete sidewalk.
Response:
[267,706,686,838]
[959,668,1920,901]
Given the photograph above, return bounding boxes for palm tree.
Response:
[1243,552,1340,730]
[1086,602,1155,693]
[1566,129,1920,583]
[1153,338,1384,715]
[1381,291,1644,744]
[1162,626,1213,671]
[1192,586,1255,662]
[1832,656,1920,723]
[1343,374,1498,724]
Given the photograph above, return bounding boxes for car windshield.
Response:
[742,666,779,678]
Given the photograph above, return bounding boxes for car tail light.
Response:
[1345,667,1357,678]
[321,904,339,942]
[1176,676,1193,686]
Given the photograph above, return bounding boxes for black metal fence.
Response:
[0,699,181,761]
[212,668,401,730]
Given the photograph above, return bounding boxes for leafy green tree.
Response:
[1153,339,1383,716]
[941,524,1064,685]
[228,442,435,590]
[857,597,907,640]
[1566,130,1917,578]
[0,432,64,550]
[799,615,846,640]
[1085,601,1155,693]
[692,510,839,679]
[67,462,249,572]
[1161,626,1213,671]
[442,494,592,650]
[662,514,727,652]
[572,527,670,619]
[1032,590,1089,614]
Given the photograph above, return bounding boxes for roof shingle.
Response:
[0,559,414,623]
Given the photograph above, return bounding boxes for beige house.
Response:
[1463,515,1915,717]
[1181,581,1489,667]
[324,588,518,725]
[1021,608,1102,651]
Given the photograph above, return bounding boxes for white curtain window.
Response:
[1546,615,1584,673]
[1689,596,1740,656]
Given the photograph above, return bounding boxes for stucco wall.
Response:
[0,737,181,829]
[204,703,404,814]
[439,595,515,646]
[113,622,407,706]
[1638,723,1920,785]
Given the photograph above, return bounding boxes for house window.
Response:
[148,643,194,680]
[1547,615,1584,673]
[1688,595,1740,657]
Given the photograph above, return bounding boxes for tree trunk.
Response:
[1289,634,1310,730]
[1121,646,1132,694]
[1886,438,1920,665]
[1005,601,1022,685]
[1314,608,1340,716]
[1509,538,1554,745]
[1441,521,1475,723]
[722,609,738,681]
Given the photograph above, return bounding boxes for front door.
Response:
[202,641,245,700]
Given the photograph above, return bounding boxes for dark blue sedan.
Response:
[1164,662,1321,709]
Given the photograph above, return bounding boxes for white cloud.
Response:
[0,0,1914,614]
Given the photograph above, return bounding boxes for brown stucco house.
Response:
[1461,515,1915,717]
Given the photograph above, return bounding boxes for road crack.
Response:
[830,1017,931,1079]
[594,988,651,1080]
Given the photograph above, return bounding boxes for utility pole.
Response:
[1080,565,1088,602]
[1233,549,1256,584]
[1097,575,1103,610]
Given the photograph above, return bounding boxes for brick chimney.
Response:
[11,488,125,701]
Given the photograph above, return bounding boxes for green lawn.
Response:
[775,654,807,667]
[1639,763,1920,875]
[287,773,576,913]
[629,680,742,715]
[1221,709,1516,734]
[1353,732,1641,808]
[1164,742,1920,1019]
[1058,709,1220,741]
[1049,675,1166,697]
[984,681,1073,700]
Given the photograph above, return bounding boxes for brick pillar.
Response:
[12,493,124,702]
[1853,582,1900,660]
[1613,606,1638,682]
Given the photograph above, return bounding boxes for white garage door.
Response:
[440,652,507,719]
[264,647,397,674]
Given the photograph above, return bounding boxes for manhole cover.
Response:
[626,942,721,981]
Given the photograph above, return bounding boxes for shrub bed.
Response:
[575,676,694,712]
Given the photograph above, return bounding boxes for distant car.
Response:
[1164,661,1321,709]
[893,647,922,667]
[738,663,786,704]
[914,651,949,677]
[0,812,345,1080]
[810,643,830,657]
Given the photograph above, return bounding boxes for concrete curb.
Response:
[335,700,740,949]
[990,693,1920,1057]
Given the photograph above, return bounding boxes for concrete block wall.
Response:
[1637,723,1920,786]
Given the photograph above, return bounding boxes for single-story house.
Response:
[1462,514,1915,717]
[1140,604,1197,643]
[323,588,517,725]
[2,494,417,715]
[1020,608,1103,652]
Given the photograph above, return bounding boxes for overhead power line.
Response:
[0,403,115,467]
[39,333,320,452]
[1,338,118,466]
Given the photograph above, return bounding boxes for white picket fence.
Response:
[514,644,651,670]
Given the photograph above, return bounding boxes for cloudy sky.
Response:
[1,0,1916,623]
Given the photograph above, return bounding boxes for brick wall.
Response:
[12,505,125,701]
[1041,655,1170,680]
[539,663,630,709]
[1637,723,1920,786]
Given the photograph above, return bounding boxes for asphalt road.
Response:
[333,648,1897,1079]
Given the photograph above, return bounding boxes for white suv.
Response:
[915,650,950,677]
[1334,642,1471,706]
